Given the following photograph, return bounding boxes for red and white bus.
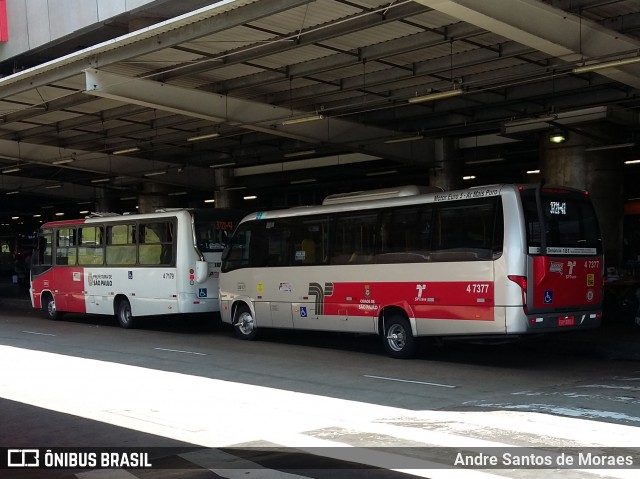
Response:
[30,208,242,328]
[219,184,604,358]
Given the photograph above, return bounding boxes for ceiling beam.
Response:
[416,0,640,89]
[83,68,429,164]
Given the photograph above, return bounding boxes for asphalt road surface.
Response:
[1,307,639,479]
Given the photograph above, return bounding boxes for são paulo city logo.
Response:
[87,273,113,286]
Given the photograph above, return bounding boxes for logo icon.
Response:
[7,449,39,467]
[544,290,553,304]
[128,271,133,279]
[300,306,307,317]
[198,288,207,298]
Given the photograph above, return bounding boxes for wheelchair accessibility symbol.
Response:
[544,290,553,304]
[300,306,307,317]
[198,288,207,298]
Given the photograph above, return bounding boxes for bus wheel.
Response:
[116,298,136,329]
[234,306,258,340]
[382,315,415,359]
[44,295,62,321]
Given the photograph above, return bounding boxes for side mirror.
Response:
[221,244,231,262]
[195,260,208,284]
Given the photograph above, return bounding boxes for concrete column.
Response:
[138,182,171,214]
[429,137,462,191]
[94,189,116,213]
[540,128,623,268]
[214,167,240,208]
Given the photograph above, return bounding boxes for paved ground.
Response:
[2,277,637,362]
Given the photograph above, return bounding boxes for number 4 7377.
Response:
[466,283,489,294]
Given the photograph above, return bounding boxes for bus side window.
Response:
[376,206,432,263]
[106,224,136,265]
[139,221,174,266]
[292,216,328,265]
[78,226,104,265]
[33,231,53,269]
[56,227,77,266]
[331,213,376,265]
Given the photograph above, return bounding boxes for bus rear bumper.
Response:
[507,307,602,333]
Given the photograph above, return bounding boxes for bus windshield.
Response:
[520,187,601,254]
[194,209,243,253]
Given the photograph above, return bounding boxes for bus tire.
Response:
[382,314,415,359]
[233,305,258,340]
[116,298,136,329]
[44,295,63,321]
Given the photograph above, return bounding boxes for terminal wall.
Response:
[0,0,159,61]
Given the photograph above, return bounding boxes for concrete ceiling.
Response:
[1,0,639,227]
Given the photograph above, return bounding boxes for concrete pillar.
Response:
[429,137,462,191]
[94,189,116,213]
[138,182,171,214]
[214,167,240,209]
[540,128,623,268]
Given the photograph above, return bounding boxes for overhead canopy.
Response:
[0,0,639,219]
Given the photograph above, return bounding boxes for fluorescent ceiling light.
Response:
[527,169,541,174]
[366,170,398,177]
[52,158,74,165]
[282,114,324,125]
[585,142,635,152]
[210,162,236,168]
[112,147,140,155]
[79,210,90,215]
[463,175,476,180]
[466,157,505,165]
[384,135,423,144]
[204,199,215,203]
[91,178,110,183]
[2,167,21,173]
[45,184,63,189]
[243,195,257,200]
[624,160,640,165]
[408,89,463,104]
[187,132,220,142]
[290,178,316,184]
[55,212,65,216]
[284,150,316,158]
[143,170,167,177]
[235,153,381,177]
[33,214,41,218]
[573,56,640,74]
[5,191,19,195]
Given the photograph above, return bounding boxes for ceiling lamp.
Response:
[187,132,220,142]
[2,167,21,174]
[52,158,74,165]
[548,130,568,144]
[112,147,140,155]
[408,89,463,104]
[282,114,324,125]
[384,134,423,144]
[573,56,640,74]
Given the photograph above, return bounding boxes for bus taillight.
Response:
[508,275,528,313]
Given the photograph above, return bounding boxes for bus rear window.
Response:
[521,189,601,253]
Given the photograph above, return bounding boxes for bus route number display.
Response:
[550,201,567,215]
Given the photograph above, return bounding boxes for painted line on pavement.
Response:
[364,374,456,388]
